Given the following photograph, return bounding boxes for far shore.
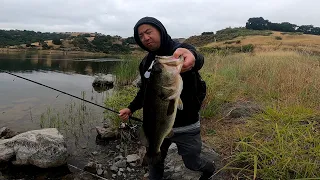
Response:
[0,48,109,56]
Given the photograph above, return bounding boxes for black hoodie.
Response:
[128,17,206,128]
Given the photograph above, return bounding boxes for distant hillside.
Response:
[184,28,272,47]
[0,30,70,47]
[0,29,138,54]
[203,31,320,54]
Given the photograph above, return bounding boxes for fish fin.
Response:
[167,99,175,116]
[177,98,183,110]
[166,130,174,138]
[166,76,183,100]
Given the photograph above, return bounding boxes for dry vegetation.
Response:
[199,51,320,179]
[204,31,320,55]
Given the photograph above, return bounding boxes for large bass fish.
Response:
[143,55,184,164]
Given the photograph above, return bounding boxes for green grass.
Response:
[39,91,104,147]
[113,54,143,86]
[228,106,320,179]
[199,51,320,179]
[104,86,143,127]
[215,27,272,42]
[200,51,320,118]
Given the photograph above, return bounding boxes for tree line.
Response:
[245,17,320,35]
[0,29,138,54]
[0,30,70,47]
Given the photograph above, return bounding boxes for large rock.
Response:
[0,128,68,168]
[96,120,119,139]
[132,75,141,87]
[223,100,263,119]
[92,74,114,87]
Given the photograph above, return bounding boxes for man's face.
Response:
[138,24,161,51]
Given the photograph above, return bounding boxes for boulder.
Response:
[92,74,114,87]
[0,128,68,168]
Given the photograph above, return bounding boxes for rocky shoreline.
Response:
[0,121,223,180]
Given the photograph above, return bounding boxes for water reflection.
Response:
[0,52,127,178]
[0,52,122,76]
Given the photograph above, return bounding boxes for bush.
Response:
[52,38,62,45]
[199,44,254,54]
[275,36,282,40]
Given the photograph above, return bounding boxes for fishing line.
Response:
[0,70,142,122]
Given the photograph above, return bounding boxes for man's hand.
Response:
[173,48,195,73]
[119,108,132,121]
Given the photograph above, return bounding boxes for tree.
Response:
[42,43,50,50]
[52,38,62,45]
[201,32,214,35]
[123,36,136,44]
[245,17,270,30]
[297,25,314,34]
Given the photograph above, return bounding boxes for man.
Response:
[119,16,215,180]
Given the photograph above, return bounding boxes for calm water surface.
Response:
[0,52,127,172]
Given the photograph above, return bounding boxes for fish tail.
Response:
[147,152,162,165]
[146,148,162,165]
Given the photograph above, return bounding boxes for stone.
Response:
[144,173,149,178]
[92,74,114,87]
[114,154,124,162]
[114,160,126,168]
[169,143,177,150]
[0,128,68,168]
[223,100,263,119]
[110,165,118,172]
[0,127,18,139]
[126,154,140,163]
[84,161,96,174]
[96,126,118,139]
[91,151,98,155]
[103,170,109,178]
[119,168,124,172]
[132,75,141,87]
[96,164,103,175]
[126,167,131,172]
[162,142,222,180]
[112,174,116,178]
[129,163,136,167]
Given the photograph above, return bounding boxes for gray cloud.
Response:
[0,0,318,38]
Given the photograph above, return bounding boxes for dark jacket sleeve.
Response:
[127,56,146,113]
[179,43,204,71]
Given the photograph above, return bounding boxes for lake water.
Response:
[0,52,128,175]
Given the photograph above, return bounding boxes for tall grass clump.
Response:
[229,106,320,179]
[104,85,143,127]
[113,54,143,86]
[39,91,103,147]
[201,51,320,117]
[200,51,320,179]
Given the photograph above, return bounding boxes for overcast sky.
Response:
[0,0,319,38]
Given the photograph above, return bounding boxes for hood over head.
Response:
[133,17,174,55]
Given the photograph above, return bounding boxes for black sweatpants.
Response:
[148,127,215,180]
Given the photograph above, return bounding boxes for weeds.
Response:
[113,54,143,86]
[39,91,104,147]
[200,51,320,179]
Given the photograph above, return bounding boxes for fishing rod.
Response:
[1,70,143,122]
